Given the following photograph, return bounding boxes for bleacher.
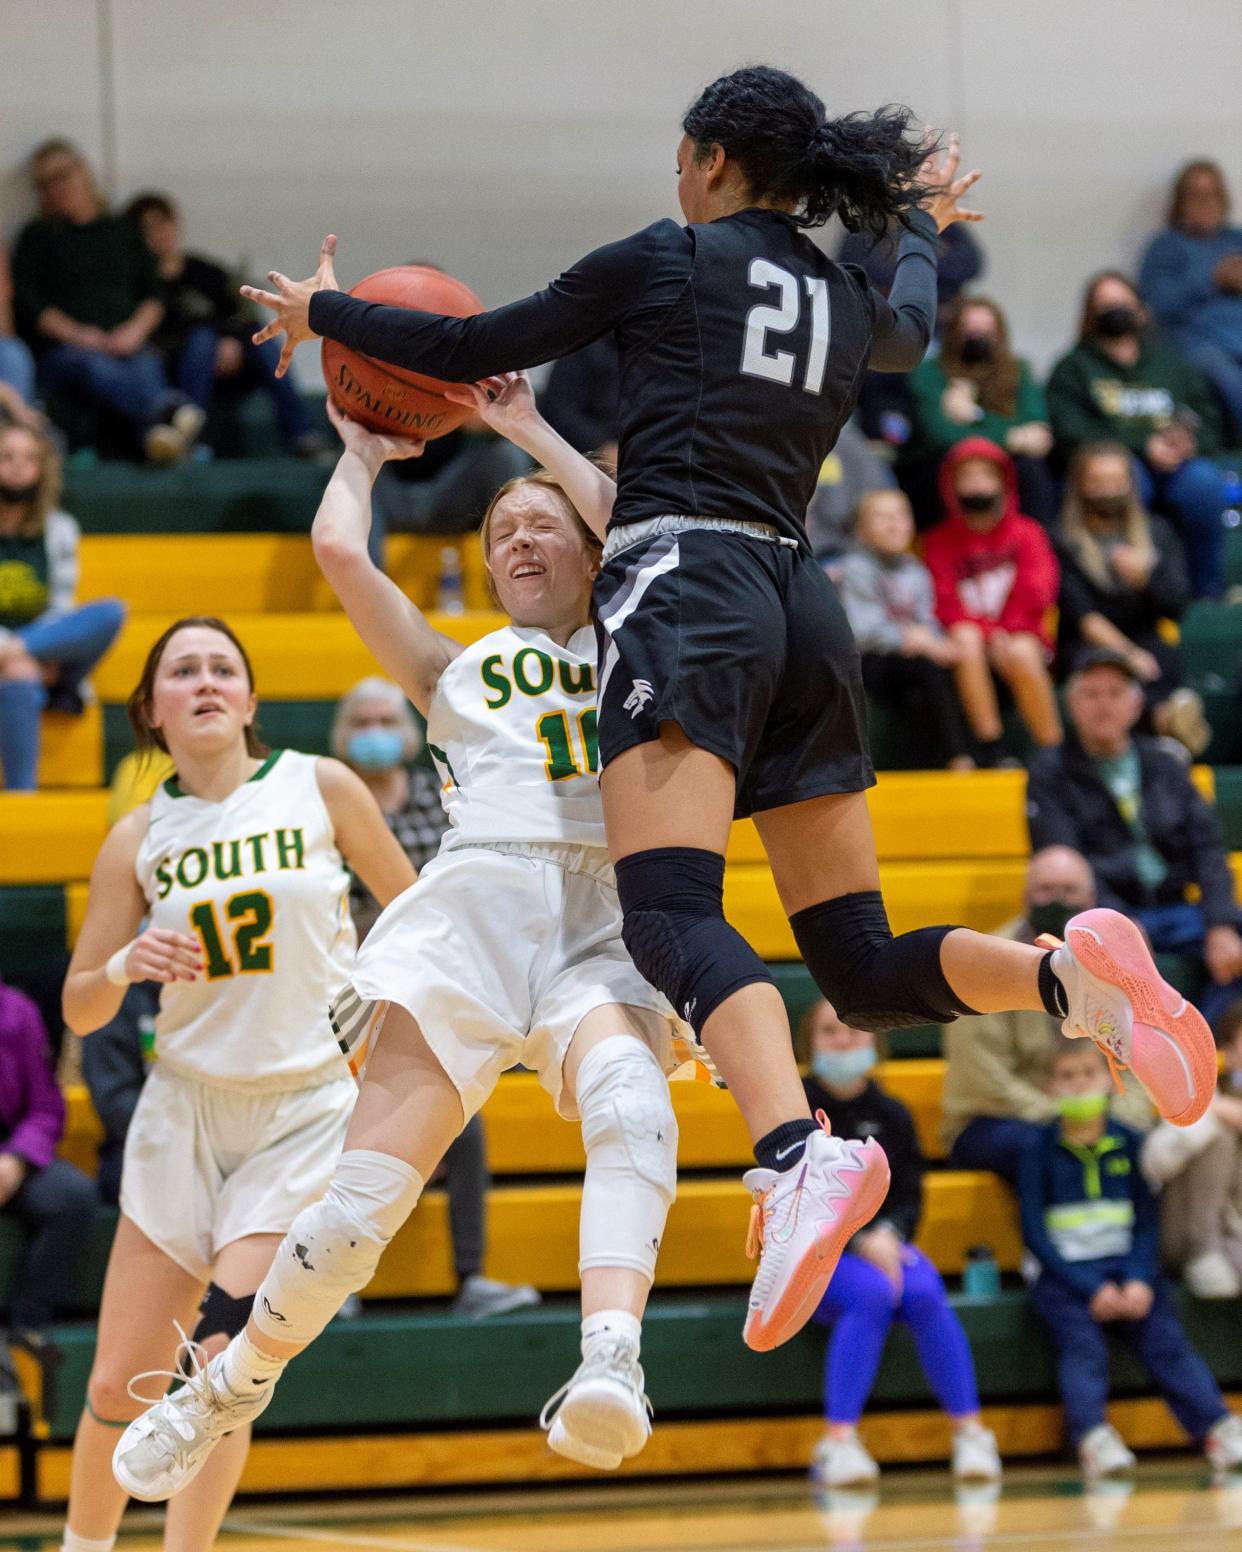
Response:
[2,459,1242,1500]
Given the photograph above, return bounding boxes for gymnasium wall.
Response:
[2,0,1239,378]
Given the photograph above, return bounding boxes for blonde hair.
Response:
[478,470,602,608]
[330,677,422,764]
[853,486,912,535]
[1060,442,1155,593]
[0,422,62,540]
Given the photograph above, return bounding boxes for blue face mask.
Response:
[812,1047,877,1086]
[347,727,405,772]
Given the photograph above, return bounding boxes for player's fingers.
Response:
[318,234,339,289]
[276,340,295,379]
[267,270,293,295]
[941,131,961,180]
[240,285,281,311]
[443,384,484,409]
[955,208,986,223]
[952,169,983,195]
[251,320,282,346]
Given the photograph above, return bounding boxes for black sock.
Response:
[1038,950,1069,1018]
[754,1117,818,1172]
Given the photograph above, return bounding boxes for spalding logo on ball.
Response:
[321,265,483,440]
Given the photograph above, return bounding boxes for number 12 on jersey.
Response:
[740,258,831,395]
[537,708,598,782]
[190,891,275,979]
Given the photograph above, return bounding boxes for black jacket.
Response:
[802,1076,923,1242]
[1055,513,1190,654]
[1026,733,1237,925]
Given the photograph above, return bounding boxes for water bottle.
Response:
[1222,469,1242,531]
[962,1245,1000,1298]
[436,546,465,615]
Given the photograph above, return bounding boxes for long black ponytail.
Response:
[682,66,932,238]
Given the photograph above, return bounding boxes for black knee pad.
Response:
[790,890,978,1030]
[191,1283,256,1347]
[615,847,772,1034]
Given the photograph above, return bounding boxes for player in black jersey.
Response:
[244,65,1216,1353]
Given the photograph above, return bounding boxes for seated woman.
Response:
[901,295,1057,527]
[0,421,124,788]
[1055,441,1207,757]
[803,998,1001,1488]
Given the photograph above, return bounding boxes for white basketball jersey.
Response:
[427,624,606,850]
[134,749,355,1088]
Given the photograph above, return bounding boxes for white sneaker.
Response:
[1206,1414,1242,1473]
[742,1119,890,1352]
[451,1275,542,1318]
[952,1422,1002,1480]
[112,1332,273,1502]
[1186,1251,1242,1300]
[1079,1423,1137,1479]
[810,1429,880,1488]
[540,1336,651,1471]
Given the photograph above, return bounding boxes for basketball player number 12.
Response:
[740,259,830,395]
[190,892,275,979]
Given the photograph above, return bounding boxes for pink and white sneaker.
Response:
[1046,908,1216,1127]
[741,1115,890,1352]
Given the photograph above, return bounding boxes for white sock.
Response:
[219,1327,288,1397]
[61,1531,116,1552]
[581,1308,642,1357]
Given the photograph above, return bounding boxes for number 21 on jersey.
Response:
[740,258,831,395]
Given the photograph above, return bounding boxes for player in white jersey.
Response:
[59,616,414,1552]
[113,387,691,1502]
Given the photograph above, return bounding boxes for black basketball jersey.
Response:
[310,208,938,548]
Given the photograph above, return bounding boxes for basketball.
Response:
[321,265,484,439]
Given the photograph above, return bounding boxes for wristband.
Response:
[105,944,133,987]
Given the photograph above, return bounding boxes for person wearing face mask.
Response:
[0,421,125,789]
[1020,1037,1242,1479]
[801,998,1001,1488]
[1140,161,1242,442]
[941,847,1152,1185]
[901,296,1057,527]
[1055,442,1206,757]
[1141,1001,1242,1300]
[1046,271,1229,599]
[922,437,1061,764]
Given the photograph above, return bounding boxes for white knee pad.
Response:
[576,1035,677,1283]
[251,1149,423,1344]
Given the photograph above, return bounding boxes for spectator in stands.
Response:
[923,437,1062,764]
[1027,649,1242,1029]
[805,420,897,567]
[1140,161,1242,441]
[0,972,97,1340]
[331,678,540,1319]
[1055,442,1207,757]
[901,296,1056,528]
[1020,1035,1242,1478]
[836,488,972,769]
[1046,271,1230,598]
[1141,999,1242,1299]
[11,140,202,462]
[941,846,1152,1183]
[79,982,158,1207]
[0,247,41,432]
[802,999,1001,1488]
[540,335,620,464]
[126,192,322,458]
[0,422,125,789]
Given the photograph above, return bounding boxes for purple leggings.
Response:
[812,1245,981,1424]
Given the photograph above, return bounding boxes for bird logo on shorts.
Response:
[624,679,655,717]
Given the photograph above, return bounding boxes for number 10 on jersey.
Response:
[538,708,598,782]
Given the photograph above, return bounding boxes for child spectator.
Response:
[1055,442,1206,757]
[0,422,124,789]
[1046,271,1230,598]
[1020,1036,1242,1477]
[0,973,97,1341]
[803,999,1001,1488]
[1141,1000,1242,1299]
[836,489,972,769]
[922,437,1061,763]
[901,295,1056,526]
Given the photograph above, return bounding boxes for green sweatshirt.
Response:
[904,355,1047,463]
[1045,335,1223,460]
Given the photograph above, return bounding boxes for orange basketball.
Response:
[321,265,484,440]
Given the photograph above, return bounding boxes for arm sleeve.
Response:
[1018,1139,1105,1298]
[308,224,671,380]
[837,554,907,652]
[4,1000,65,1169]
[866,211,939,372]
[1123,1141,1161,1285]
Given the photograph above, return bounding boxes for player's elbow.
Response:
[312,525,370,581]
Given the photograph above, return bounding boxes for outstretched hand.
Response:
[444,371,540,441]
[919,133,983,233]
[326,397,425,465]
[240,234,340,379]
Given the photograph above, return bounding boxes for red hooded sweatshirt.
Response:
[922,436,1059,650]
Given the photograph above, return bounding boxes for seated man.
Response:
[1027,648,1242,1029]
[941,845,1151,1183]
[11,141,199,460]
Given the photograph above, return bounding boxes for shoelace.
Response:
[538,1340,651,1430]
[122,1322,220,1458]
[1036,932,1128,1094]
[745,1112,844,1262]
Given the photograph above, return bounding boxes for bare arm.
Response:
[313,402,462,717]
[446,373,615,541]
[316,757,419,907]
